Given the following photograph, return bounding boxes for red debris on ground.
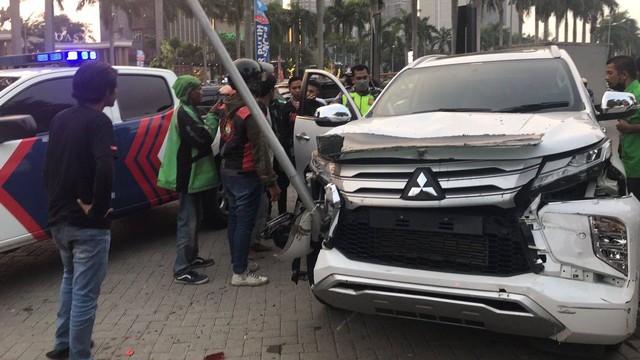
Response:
[204,352,224,360]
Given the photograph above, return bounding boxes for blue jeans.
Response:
[221,174,263,274]
[51,225,110,360]
[174,192,203,276]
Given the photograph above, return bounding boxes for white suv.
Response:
[282,46,640,345]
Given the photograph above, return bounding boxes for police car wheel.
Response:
[202,183,228,229]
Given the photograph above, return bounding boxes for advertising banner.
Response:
[255,0,270,63]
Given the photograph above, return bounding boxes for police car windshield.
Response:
[370,58,585,117]
[0,76,20,92]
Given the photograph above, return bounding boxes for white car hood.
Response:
[317,111,605,159]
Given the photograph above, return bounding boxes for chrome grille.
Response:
[333,158,541,207]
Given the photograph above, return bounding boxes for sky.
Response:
[0,0,100,39]
[1,0,639,44]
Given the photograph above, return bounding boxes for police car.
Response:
[0,50,226,253]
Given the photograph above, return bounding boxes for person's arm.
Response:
[87,116,116,219]
[617,119,640,134]
[176,106,214,150]
[203,111,220,137]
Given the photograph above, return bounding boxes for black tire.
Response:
[202,182,228,229]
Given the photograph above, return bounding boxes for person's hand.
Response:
[617,119,633,134]
[268,184,281,202]
[210,99,223,113]
[77,199,113,217]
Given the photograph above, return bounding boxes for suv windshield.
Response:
[371,58,585,117]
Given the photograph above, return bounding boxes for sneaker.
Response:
[174,271,209,285]
[190,257,215,269]
[248,262,259,272]
[231,271,269,286]
[251,242,274,252]
[46,341,94,359]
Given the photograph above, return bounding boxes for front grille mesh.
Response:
[334,207,531,276]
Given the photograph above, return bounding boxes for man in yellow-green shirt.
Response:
[342,64,380,116]
[606,55,640,196]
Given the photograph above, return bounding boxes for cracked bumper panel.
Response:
[536,196,640,280]
[313,197,640,346]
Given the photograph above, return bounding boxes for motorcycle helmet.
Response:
[228,58,262,95]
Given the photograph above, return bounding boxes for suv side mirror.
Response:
[0,115,37,143]
[596,91,639,121]
[314,104,351,127]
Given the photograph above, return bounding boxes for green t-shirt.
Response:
[620,80,640,178]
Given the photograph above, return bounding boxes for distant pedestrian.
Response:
[606,55,640,196]
[581,77,595,104]
[43,62,119,360]
[158,75,219,285]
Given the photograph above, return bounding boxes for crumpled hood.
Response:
[317,111,606,159]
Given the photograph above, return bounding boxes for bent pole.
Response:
[185,0,322,242]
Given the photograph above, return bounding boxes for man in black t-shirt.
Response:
[43,62,118,360]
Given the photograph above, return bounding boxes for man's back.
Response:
[45,106,115,229]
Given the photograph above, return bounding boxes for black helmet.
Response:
[229,58,262,94]
[259,61,274,76]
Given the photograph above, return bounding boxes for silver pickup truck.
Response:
[279,45,640,346]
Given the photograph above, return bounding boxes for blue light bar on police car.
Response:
[0,50,99,68]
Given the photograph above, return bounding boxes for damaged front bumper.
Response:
[311,195,640,345]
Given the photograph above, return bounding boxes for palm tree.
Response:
[596,11,640,57]
[206,0,244,58]
[588,0,617,44]
[508,0,533,44]
[288,2,315,75]
[76,0,143,63]
[432,27,451,54]
[9,0,21,53]
[265,2,290,59]
[570,0,585,42]
[381,16,404,71]
[317,0,324,68]
[451,0,458,52]
[416,17,437,56]
[485,0,505,47]
[326,0,353,65]
[551,0,568,42]
[350,0,369,63]
[410,0,417,59]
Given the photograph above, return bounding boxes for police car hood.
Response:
[316,111,605,160]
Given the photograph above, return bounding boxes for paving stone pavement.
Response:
[2,202,640,360]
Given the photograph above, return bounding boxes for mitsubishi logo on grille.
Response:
[401,168,445,201]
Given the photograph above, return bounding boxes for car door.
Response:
[0,73,76,251]
[293,69,360,176]
[109,72,177,214]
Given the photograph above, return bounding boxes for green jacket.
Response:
[621,80,640,178]
[158,76,219,193]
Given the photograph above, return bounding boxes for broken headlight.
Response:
[589,215,628,276]
[532,140,611,191]
[310,153,340,180]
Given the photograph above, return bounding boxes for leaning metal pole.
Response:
[185,0,322,243]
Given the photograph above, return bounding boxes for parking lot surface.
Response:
[2,202,640,360]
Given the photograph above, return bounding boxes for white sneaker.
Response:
[231,271,269,286]
[248,262,259,272]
